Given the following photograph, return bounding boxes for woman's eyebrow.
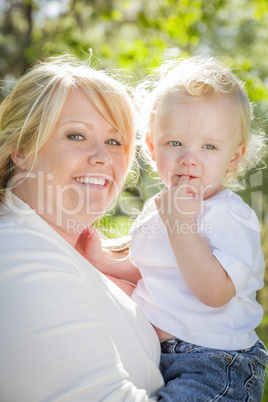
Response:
[60,120,94,129]
[60,120,119,134]
[108,127,120,135]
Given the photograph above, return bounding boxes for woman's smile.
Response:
[73,175,110,187]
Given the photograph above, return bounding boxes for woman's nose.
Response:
[88,145,113,166]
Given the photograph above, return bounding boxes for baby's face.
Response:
[147,94,246,200]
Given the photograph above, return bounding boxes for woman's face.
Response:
[13,90,127,241]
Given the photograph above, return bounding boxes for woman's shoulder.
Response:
[0,207,88,284]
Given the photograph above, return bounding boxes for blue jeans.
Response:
[158,338,268,401]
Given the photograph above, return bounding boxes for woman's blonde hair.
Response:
[0,54,136,203]
[136,56,266,187]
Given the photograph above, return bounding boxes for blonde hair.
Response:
[0,54,136,203]
[136,56,266,187]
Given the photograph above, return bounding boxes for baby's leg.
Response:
[158,339,268,401]
[106,275,136,297]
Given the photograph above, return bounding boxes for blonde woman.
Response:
[0,55,164,401]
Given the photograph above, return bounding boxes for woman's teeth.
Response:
[75,177,106,185]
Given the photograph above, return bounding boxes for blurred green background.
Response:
[1,0,268,398]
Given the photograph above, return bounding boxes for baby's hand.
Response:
[75,225,103,265]
[155,176,203,226]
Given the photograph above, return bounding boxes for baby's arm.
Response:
[75,226,141,292]
[156,177,235,308]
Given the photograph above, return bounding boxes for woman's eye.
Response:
[67,134,85,141]
[105,139,122,146]
[168,141,181,147]
[203,144,216,150]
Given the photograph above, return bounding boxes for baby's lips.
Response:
[178,174,190,181]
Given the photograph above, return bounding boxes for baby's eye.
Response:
[67,134,85,141]
[168,141,182,147]
[203,144,216,150]
[105,139,122,146]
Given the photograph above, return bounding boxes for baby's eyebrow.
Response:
[203,137,225,145]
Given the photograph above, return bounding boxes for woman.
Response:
[0,55,164,401]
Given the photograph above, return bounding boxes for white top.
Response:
[131,190,265,350]
[0,192,163,402]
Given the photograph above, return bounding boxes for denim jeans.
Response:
[158,338,268,401]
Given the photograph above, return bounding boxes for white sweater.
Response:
[0,193,163,401]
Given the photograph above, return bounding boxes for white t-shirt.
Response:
[131,189,265,351]
[0,193,164,401]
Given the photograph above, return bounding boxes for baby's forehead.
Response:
[152,94,242,140]
[154,92,238,116]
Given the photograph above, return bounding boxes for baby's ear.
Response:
[11,149,27,170]
[227,143,246,172]
[145,133,156,161]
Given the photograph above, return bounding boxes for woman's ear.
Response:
[145,133,156,161]
[227,143,246,172]
[11,149,27,170]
